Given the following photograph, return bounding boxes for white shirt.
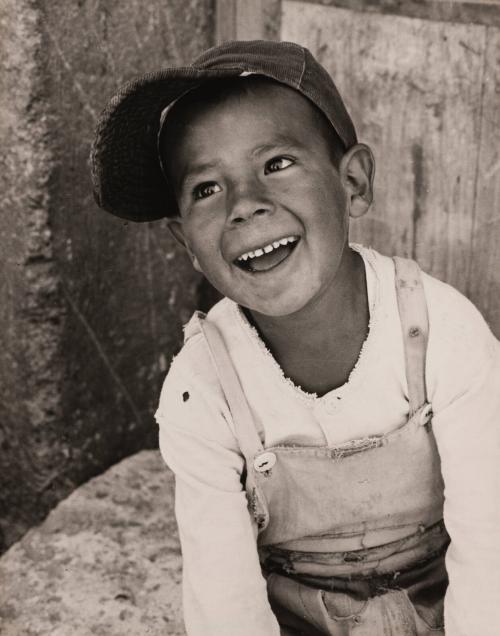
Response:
[156,245,500,636]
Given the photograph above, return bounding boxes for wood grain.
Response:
[467,26,500,331]
[288,0,500,28]
[282,1,500,337]
[216,0,237,43]
[216,0,266,41]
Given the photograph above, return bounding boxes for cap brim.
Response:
[91,67,242,222]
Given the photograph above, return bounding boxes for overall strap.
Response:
[393,257,429,416]
[199,319,264,464]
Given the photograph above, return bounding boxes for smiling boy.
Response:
[161,76,372,393]
[91,41,500,636]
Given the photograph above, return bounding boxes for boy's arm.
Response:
[426,281,500,636]
[433,351,500,636]
[156,359,281,636]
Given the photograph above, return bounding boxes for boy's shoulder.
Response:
[181,297,235,343]
[419,264,495,345]
[363,245,493,334]
[365,246,498,405]
[413,259,498,404]
[155,297,241,444]
[155,298,247,452]
[156,297,239,415]
[359,243,497,356]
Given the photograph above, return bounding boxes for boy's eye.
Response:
[264,156,295,174]
[192,181,222,201]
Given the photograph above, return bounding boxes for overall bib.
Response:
[200,258,449,636]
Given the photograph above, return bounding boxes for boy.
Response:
[91,40,500,635]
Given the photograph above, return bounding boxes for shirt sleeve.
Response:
[155,348,281,636]
[426,285,500,636]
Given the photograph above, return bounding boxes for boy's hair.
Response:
[159,75,346,218]
[91,40,357,223]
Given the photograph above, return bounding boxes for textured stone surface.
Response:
[0,450,185,636]
[0,0,214,551]
[0,0,68,552]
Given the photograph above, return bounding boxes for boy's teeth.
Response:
[237,236,298,262]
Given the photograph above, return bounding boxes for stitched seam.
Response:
[320,590,368,622]
[402,590,444,631]
[298,46,306,87]
[297,585,325,631]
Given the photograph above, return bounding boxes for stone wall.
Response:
[0,0,215,552]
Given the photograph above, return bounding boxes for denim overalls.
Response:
[200,257,449,635]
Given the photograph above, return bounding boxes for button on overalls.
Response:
[200,258,449,635]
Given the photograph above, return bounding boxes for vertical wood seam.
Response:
[215,0,266,41]
[466,25,489,296]
[283,0,500,28]
[216,0,237,43]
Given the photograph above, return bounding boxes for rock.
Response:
[0,450,185,636]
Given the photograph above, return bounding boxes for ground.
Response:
[0,450,185,636]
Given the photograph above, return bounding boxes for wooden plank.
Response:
[263,0,283,40]
[216,0,237,43]
[467,27,500,333]
[235,0,265,39]
[434,0,500,4]
[216,0,266,42]
[282,1,486,298]
[288,0,500,28]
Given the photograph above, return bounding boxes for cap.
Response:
[90,40,357,222]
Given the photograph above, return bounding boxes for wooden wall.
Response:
[216,0,500,337]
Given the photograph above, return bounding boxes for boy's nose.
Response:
[227,180,274,225]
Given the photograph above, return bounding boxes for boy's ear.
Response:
[339,143,375,219]
[167,218,202,272]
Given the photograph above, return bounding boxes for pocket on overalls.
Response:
[398,591,444,635]
[268,572,444,636]
[403,583,445,633]
[322,588,424,636]
[402,553,447,633]
[319,590,367,626]
[268,573,367,635]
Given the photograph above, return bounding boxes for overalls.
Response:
[200,258,450,635]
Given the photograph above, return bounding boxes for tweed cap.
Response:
[91,39,357,222]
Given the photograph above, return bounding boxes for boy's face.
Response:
[167,82,352,317]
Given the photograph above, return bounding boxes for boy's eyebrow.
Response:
[178,160,222,190]
[252,136,304,156]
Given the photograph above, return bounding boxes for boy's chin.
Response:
[237,294,314,320]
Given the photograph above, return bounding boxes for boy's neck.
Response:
[245,247,369,394]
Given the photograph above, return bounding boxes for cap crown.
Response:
[91,40,356,222]
[193,40,356,151]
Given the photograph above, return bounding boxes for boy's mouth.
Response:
[234,236,299,273]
